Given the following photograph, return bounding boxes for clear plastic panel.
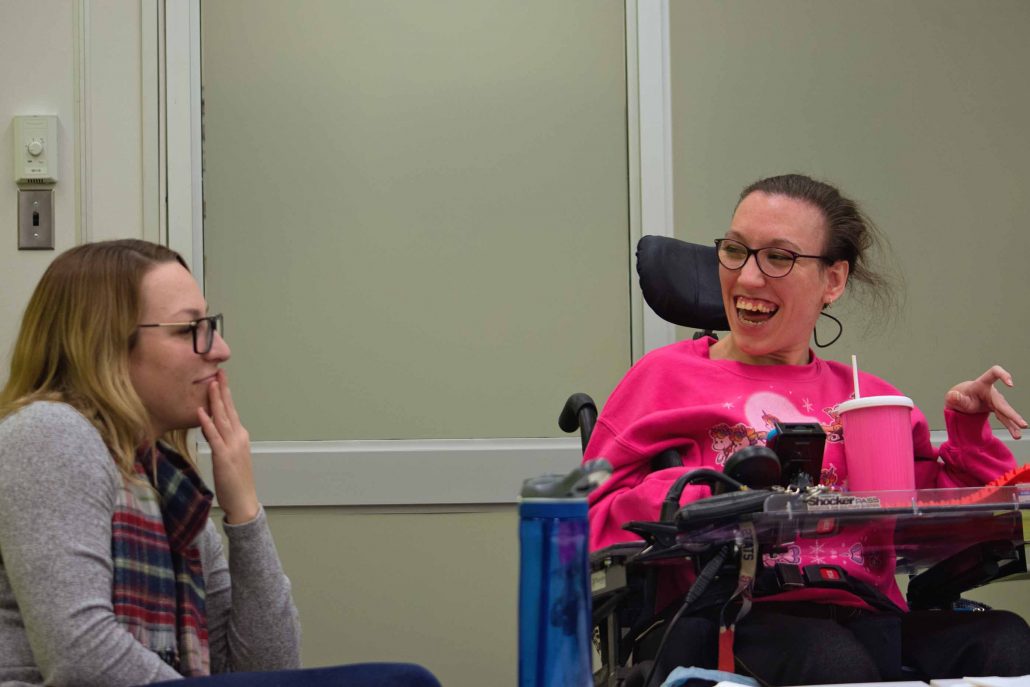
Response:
[666,487,1030,577]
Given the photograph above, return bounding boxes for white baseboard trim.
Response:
[197,437,584,507]
[197,432,1027,508]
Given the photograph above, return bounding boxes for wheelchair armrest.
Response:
[559,392,597,453]
[621,520,682,553]
[907,539,1028,610]
[591,541,648,568]
[650,448,683,472]
[590,543,646,601]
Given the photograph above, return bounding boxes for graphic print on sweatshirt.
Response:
[706,391,845,471]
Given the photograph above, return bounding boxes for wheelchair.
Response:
[560,236,1030,687]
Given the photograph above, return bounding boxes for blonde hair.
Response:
[0,239,194,476]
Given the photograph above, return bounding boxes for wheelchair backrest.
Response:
[636,236,729,333]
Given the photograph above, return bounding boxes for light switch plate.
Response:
[18,188,54,250]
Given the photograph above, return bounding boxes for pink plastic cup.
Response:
[837,395,915,493]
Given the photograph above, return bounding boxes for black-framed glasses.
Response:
[137,313,224,354]
[714,238,832,278]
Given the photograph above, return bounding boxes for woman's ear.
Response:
[823,260,849,304]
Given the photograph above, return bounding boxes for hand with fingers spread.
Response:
[945,365,1029,440]
[198,370,260,523]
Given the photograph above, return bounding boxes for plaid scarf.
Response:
[111,444,213,676]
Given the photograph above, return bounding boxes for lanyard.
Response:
[718,520,757,673]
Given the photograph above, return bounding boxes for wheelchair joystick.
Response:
[722,445,781,491]
[659,469,746,522]
[659,447,781,524]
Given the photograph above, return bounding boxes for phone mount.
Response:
[765,421,826,489]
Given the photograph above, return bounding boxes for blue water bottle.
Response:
[519,459,611,687]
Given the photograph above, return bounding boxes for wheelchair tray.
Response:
[590,487,1029,609]
[588,486,1030,686]
[669,486,1030,577]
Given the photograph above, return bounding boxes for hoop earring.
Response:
[814,310,843,348]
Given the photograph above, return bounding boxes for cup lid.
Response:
[836,395,914,413]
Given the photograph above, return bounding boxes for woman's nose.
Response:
[736,254,767,286]
[205,332,231,362]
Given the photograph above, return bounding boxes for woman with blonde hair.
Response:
[0,240,438,686]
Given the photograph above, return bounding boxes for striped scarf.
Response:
[111,445,213,676]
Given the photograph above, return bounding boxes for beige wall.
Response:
[260,506,519,681]
[668,0,1030,625]
[200,0,632,442]
[0,0,149,367]
[0,0,79,367]
[669,0,1030,428]
[199,6,629,683]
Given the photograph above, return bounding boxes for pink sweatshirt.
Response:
[585,337,1015,610]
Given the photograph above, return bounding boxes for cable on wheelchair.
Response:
[660,469,746,522]
[640,543,733,687]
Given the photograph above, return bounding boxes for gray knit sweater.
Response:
[0,402,301,686]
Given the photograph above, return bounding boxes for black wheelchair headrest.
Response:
[636,235,730,332]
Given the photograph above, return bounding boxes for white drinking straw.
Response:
[851,354,861,399]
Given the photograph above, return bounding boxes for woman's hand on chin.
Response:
[198,370,261,524]
[945,365,1028,439]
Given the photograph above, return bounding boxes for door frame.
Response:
[158,0,677,506]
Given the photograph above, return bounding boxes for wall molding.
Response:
[164,0,203,282]
[141,0,162,244]
[74,0,92,243]
[197,432,1028,508]
[632,0,676,355]
[197,437,584,507]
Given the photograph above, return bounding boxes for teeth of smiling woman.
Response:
[735,298,777,313]
[735,297,778,324]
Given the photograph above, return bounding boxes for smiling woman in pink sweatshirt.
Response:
[586,174,1030,686]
